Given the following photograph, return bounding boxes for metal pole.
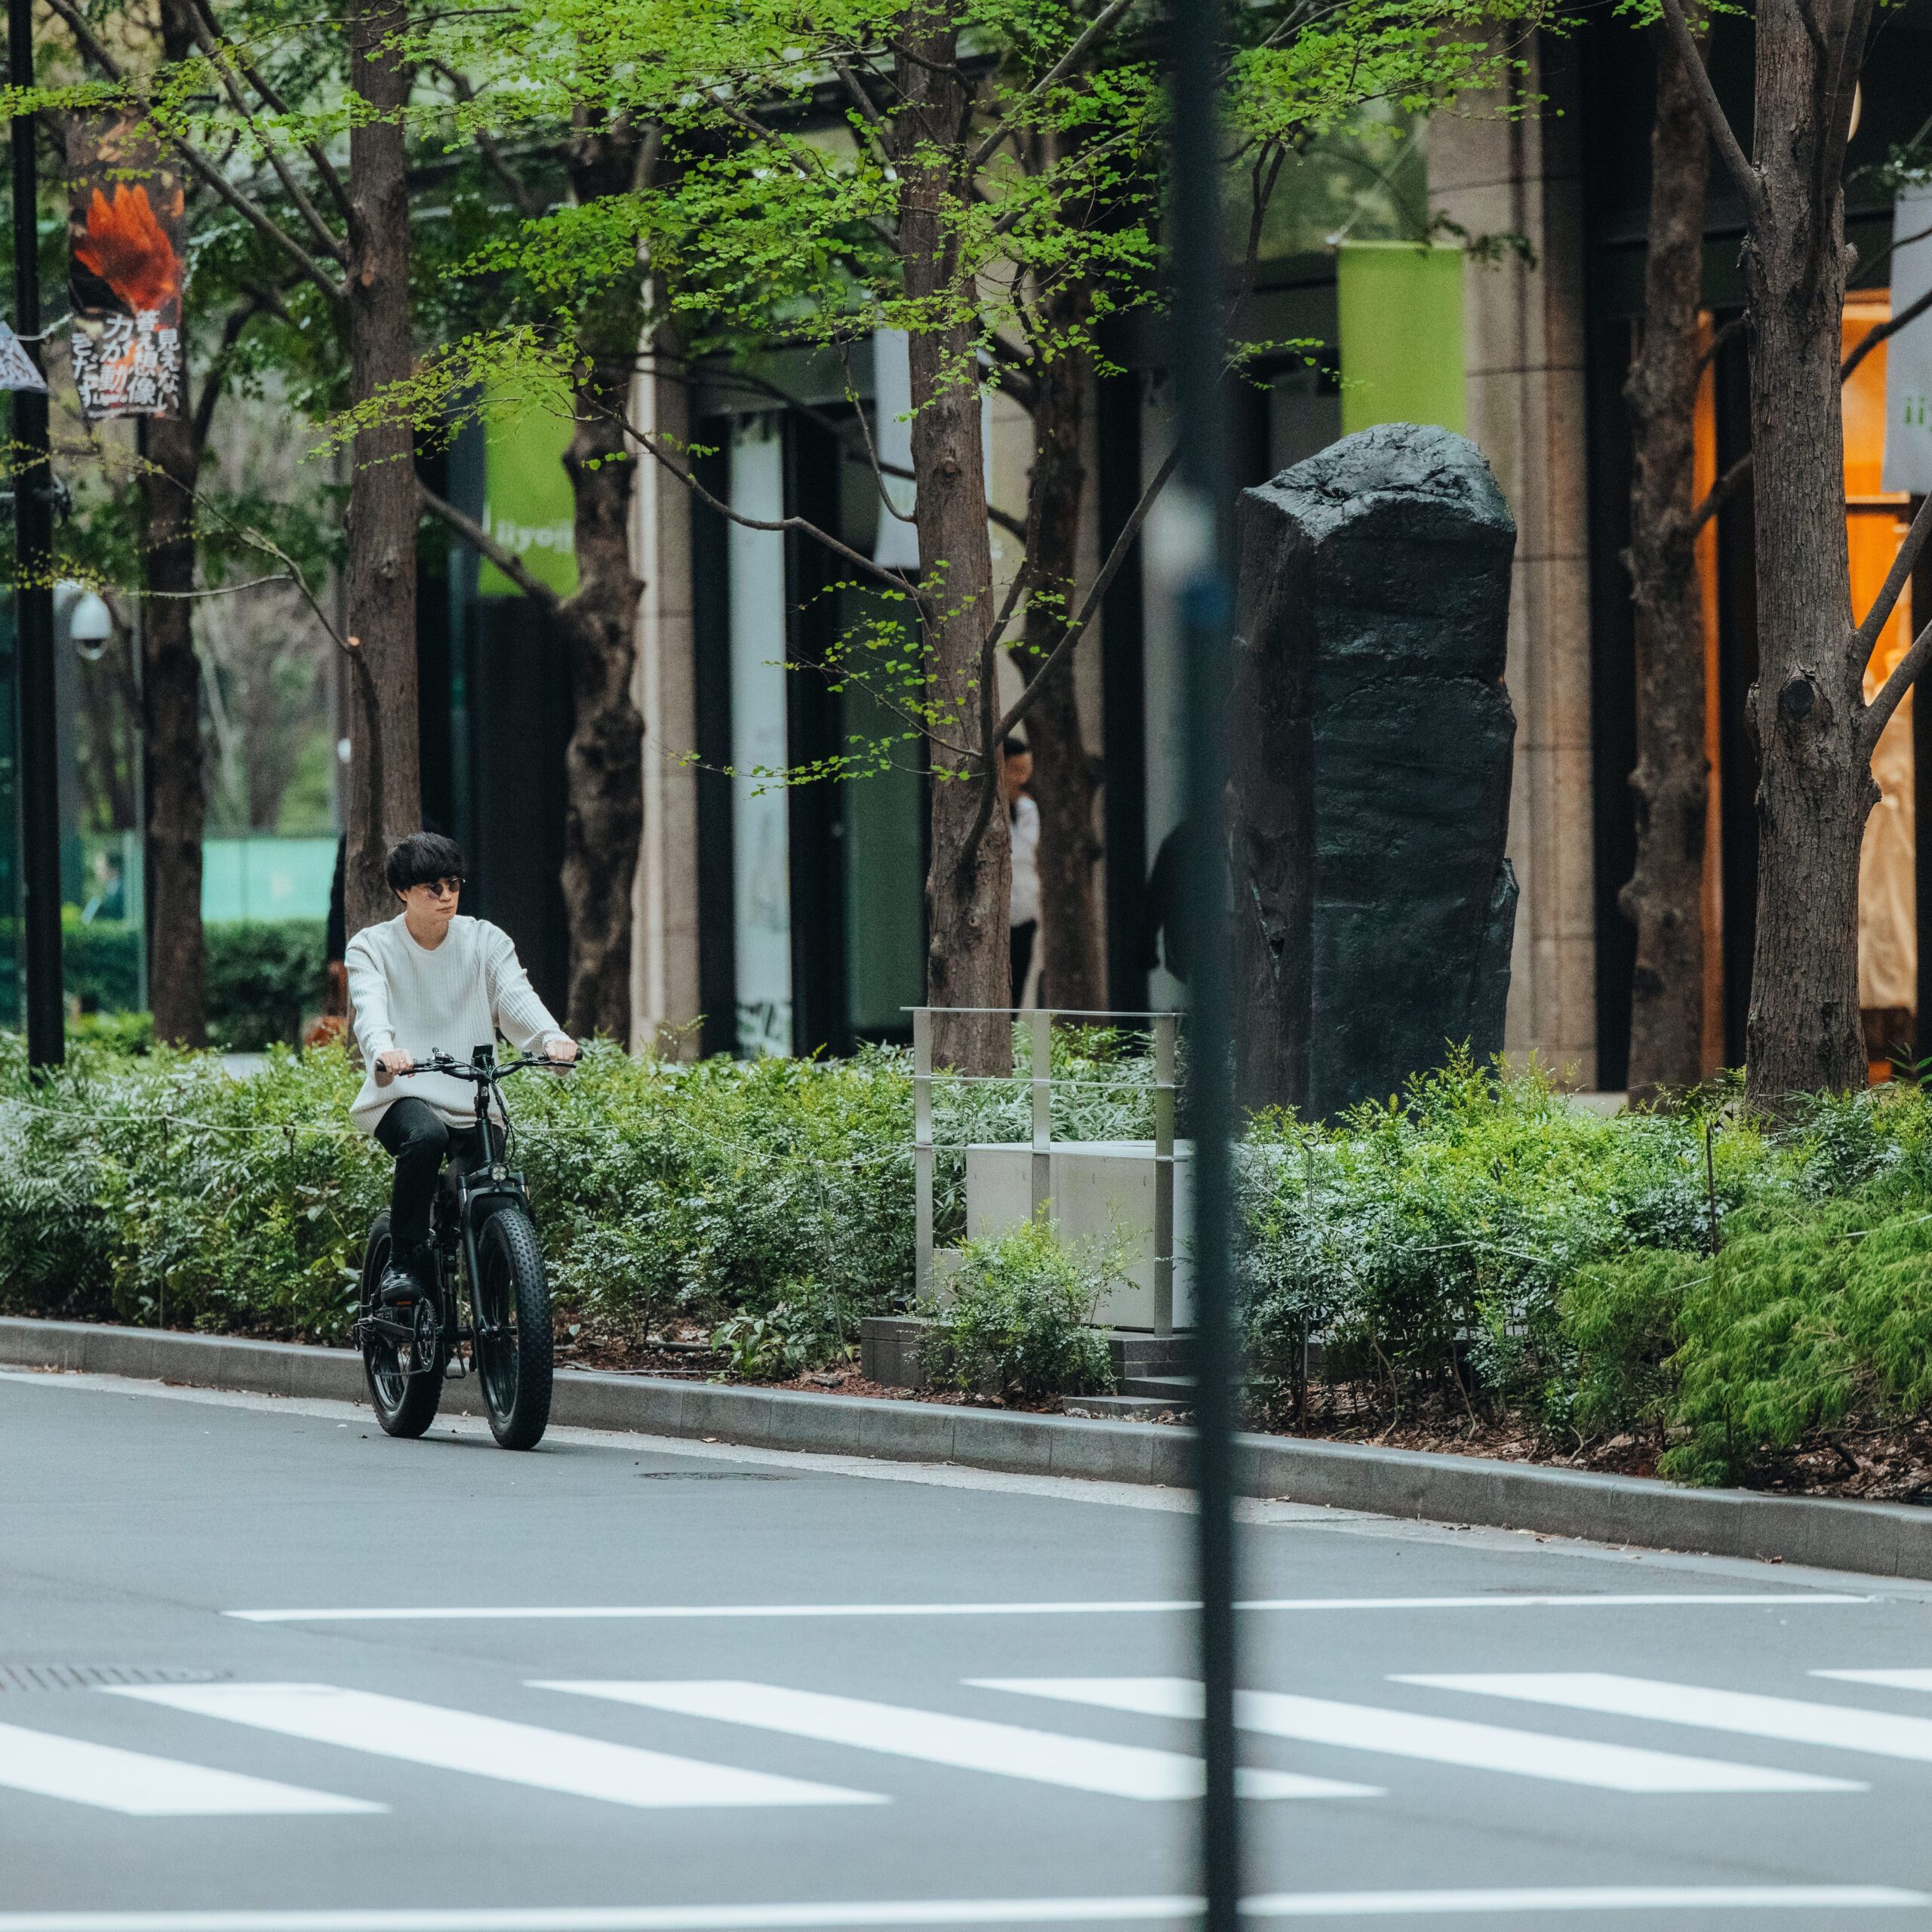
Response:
[8,0,62,1069]
[133,420,149,1015]
[1152,1011,1176,1338]
[1029,1006,1051,1219]
[1167,0,1239,1921]
[913,1006,934,1297]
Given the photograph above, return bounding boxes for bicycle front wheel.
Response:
[471,1206,553,1451]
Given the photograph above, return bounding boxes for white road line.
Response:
[103,1684,880,1810]
[223,1592,1867,1623]
[0,1887,1923,1927]
[972,1678,1861,1794]
[534,1681,1375,1803]
[1403,1672,1932,1762]
[0,1719,382,1817]
[1816,1669,1932,1692]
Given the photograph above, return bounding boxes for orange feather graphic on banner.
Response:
[72,184,180,315]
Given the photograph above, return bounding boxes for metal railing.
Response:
[909,1005,1183,1332]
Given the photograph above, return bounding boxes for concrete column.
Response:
[1429,35,1598,1087]
[631,338,702,1057]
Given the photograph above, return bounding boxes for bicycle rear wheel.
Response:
[471,1205,553,1451]
[361,1216,445,1439]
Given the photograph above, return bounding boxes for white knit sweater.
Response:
[345,914,568,1134]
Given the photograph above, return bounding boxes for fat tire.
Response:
[474,1206,552,1451]
[360,1215,445,1439]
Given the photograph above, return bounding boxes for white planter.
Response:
[964,1139,1194,1332]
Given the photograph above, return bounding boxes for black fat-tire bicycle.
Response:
[355,1045,568,1451]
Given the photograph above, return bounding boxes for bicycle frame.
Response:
[361,1046,568,1377]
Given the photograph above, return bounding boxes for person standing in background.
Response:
[1004,735,1040,1008]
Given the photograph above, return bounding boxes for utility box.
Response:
[965,1140,1194,1333]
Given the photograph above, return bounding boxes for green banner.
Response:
[479,391,578,598]
[1337,242,1466,438]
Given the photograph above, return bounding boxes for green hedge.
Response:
[1237,1054,1932,1484]
[2,1029,1930,1485]
[59,916,326,1050]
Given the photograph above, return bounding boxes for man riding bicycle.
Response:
[346,832,577,1309]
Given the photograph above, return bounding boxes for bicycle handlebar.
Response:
[394,1049,577,1081]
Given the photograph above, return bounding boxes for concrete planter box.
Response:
[965,1139,1193,1331]
[859,1314,1192,1394]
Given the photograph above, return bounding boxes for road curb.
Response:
[7,1313,1932,1579]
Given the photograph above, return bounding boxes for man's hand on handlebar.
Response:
[543,1037,580,1066]
[373,1048,414,1086]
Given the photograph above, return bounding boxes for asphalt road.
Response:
[8,1366,1932,1931]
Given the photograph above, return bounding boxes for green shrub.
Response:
[53,914,328,1049]
[205,921,328,1050]
[1558,1249,1705,1441]
[711,1281,851,1380]
[63,912,142,1012]
[924,1217,1118,1401]
[8,1019,1932,1487]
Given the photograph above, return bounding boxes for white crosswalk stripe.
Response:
[1814,1669,1932,1693]
[534,1681,1377,1802]
[103,1684,881,1810]
[0,1717,382,1816]
[972,1678,1863,1794]
[1401,1673,1932,1764]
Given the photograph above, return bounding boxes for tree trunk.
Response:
[343,0,420,939]
[1620,20,1711,1104]
[893,13,1010,1074]
[555,127,647,1044]
[140,409,207,1047]
[1741,0,1868,1106]
[1012,289,1105,1011]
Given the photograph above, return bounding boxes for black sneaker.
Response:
[378,1246,429,1306]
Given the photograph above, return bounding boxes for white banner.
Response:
[1881,183,1932,494]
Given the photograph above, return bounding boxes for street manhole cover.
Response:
[635,1471,795,1481]
[0,1666,230,1694]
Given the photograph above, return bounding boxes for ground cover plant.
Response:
[5,1029,1932,1491]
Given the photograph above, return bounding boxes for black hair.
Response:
[386,831,467,896]
[1001,735,1031,761]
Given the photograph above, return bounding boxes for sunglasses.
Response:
[413,876,465,897]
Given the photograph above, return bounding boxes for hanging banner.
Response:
[1882,182,1932,495]
[65,114,184,421]
[478,382,577,598]
[1337,242,1466,438]
[0,321,46,394]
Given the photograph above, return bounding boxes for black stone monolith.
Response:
[1229,422,1518,1117]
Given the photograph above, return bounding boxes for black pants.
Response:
[374,1098,499,1254]
[1011,920,1036,1008]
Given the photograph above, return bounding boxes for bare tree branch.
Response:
[1688,451,1753,537]
[617,402,928,601]
[432,58,549,217]
[1864,611,1932,750]
[186,0,352,220]
[1852,488,1932,664]
[417,477,562,609]
[996,442,1178,743]
[183,2,348,261]
[964,0,1140,175]
[1657,0,1767,228]
[189,293,266,452]
[1842,280,1932,384]
[1694,312,1747,376]
[954,559,1035,888]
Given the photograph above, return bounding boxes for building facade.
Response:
[443,10,1932,1092]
